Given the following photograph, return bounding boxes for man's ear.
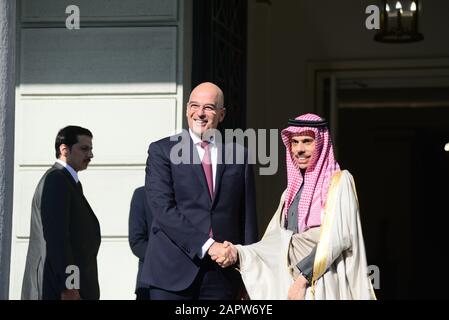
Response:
[219,108,226,122]
[59,144,69,157]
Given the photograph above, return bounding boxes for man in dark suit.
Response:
[22,125,101,300]
[128,186,152,300]
[142,82,258,299]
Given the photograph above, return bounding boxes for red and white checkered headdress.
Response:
[281,113,340,232]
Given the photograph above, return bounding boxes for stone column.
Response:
[0,0,16,299]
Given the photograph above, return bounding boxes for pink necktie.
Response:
[200,141,214,238]
[200,141,214,198]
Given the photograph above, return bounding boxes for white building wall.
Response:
[10,0,187,299]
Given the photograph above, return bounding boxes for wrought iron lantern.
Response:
[375,0,424,43]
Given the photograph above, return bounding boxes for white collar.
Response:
[189,129,216,146]
[56,159,79,183]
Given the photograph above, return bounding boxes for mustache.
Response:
[293,152,306,158]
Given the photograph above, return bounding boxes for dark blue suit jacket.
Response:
[128,186,152,292]
[22,163,101,300]
[141,131,258,292]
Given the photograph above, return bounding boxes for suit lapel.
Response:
[183,134,213,201]
[53,162,79,191]
[53,162,96,216]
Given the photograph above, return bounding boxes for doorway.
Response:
[339,103,449,299]
[309,60,449,299]
[192,0,247,130]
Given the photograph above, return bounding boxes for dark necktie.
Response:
[77,181,83,194]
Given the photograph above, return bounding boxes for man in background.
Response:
[22,125,101,300]
[128,186,152,300]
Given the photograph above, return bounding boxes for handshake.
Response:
[207,241,238,268]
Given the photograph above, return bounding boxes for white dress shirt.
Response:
[56,159,79,183]
[189,129,218,191]
[188,129,217,258]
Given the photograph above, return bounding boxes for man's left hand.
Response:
[287,275,308,300]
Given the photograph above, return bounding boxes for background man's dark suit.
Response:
[142,131,258,298]
[128,186,152,299]
[22,162,101,300]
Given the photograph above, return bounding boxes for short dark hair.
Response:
[55,125,93,158]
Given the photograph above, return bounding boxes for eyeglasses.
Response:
[187,102,218,113]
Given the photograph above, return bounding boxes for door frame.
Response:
[306,58,449,152]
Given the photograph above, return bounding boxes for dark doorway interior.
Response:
[192,0,247,130]
[339,106,449,299]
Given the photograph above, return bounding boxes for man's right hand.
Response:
[219,241,238,268]
[208,241,238,268]
[61,289,81,300]
[208,241,227,259]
